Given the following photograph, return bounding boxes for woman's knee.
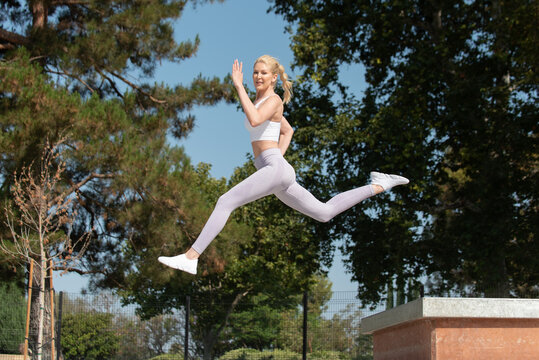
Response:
[316,212,332,223]
[312,207,333,223]
[215,193,236,212]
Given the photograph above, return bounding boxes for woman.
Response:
[158,55,409,275]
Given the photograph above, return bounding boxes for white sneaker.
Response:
[158,254,198,275]
[370,171,409,191]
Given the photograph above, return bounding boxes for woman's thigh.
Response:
[218,164,283,210]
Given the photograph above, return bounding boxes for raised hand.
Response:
[232,59,243,88]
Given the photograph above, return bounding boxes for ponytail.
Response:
[278,64,293,104]
[255,55,293,104]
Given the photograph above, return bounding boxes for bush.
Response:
[148,354,183,360]
[219,348,301,360]
[61,312,119,360]
[219,348,356,359]
[219,349,259,360]
[310,350,352,359]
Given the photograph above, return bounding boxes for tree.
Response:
[1,0,234,357]
[111,313,184,360]
[1,0,234,282]
[61,312,119,360]
[53,292,184,360]
[0,51,319,360]
[115,159,321,360]
[275,275,372,358]
[1,139,92,360]
[220,293,289,351]
[143,314,184,358]
[276,275,333,354]
[270,0,538,304]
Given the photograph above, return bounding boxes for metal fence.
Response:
[0,289,379,360]
[3,283,535,360]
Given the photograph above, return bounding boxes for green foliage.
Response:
[219,348,359,360]
[0,282,26,353]
[175,275,372,358]
[119,157,322,359]
[271,0,538,304]
[219,348,301,360]
[276,276,372,357]
[0,47,232,360]
[1,0,235,135]
[0,1,321,359]
[148,354,184,360]
[1,0,235,290]
[61,312,120,360]
[220,294,287,351]
[310,351,352,360]
[57,293,184,360]
[142,314,183,357]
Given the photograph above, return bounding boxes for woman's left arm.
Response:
[279,116,294,155]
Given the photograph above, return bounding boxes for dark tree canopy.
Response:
[271,0,538,304]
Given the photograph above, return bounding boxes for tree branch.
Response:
[60,172,114,203]
[109,70,167,104]
[0,28,29,46]
[95,67,125,99]
[44,66,96,94]
[0,44,16,50]
[216,290,250,336]
[51,0,89,5]
[141,186,195,241]
[52,265,104,275]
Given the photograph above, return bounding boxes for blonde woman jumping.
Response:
[159,55,409,274]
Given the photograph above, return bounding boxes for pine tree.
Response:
[1,0,235,277]
[1,0,235,357]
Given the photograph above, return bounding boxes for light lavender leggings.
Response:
[191,148,374,254]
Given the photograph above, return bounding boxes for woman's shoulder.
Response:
[272,93,284,103]
[266,93,284,109]
[255,93,281,104]
[256,93,283,110]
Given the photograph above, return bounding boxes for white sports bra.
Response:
[244,95,281,143]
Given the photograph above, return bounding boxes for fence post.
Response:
[303,290,308,360]
[184,295,190,360]
[56,291,63,360]
[49,261,55,360]
[24,260,34,360]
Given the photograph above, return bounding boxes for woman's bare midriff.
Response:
[252,140,280,158]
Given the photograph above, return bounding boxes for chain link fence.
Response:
[2,282,537,359]
[1,288,379,360]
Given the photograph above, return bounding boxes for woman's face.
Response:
[253,62,277,92]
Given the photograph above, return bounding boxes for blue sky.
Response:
[54,0,364,293]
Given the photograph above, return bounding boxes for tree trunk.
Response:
[29,260,52,360]
[386,281,394,310]
[202,330,218,360]
[31,0,48,29]
[483,255,510,298]
[200,291,248,360]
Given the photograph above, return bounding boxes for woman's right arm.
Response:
[279,116,294,155]
[232,59,281,126]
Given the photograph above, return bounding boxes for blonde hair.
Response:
[254,55,293,104]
